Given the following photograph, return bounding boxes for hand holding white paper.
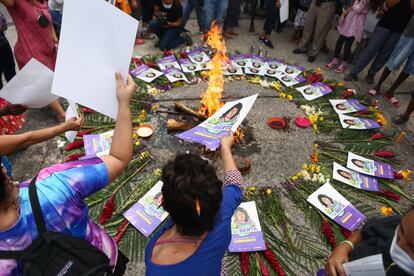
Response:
[52,0,139,119]
[0,59,58,108]
[65,101,79,142]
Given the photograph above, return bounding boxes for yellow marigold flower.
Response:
[380,206,393,216]
[287,95,293,101]
[266,188,272,195]
[279,93,286,98]
[302,164,308,170]
[337,81,346,87]
[315,166,321,173]
[316,68,321,75]
[375,112,388,127]
[292,175,298,181]
[319,117,324,122]
[249,186,257,191]
[398,169,412,182]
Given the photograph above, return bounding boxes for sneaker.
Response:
[293,48,307,54]
[182,31,193,46]
[365,74,374,84]
[344,73,358,81]
[324,58,339,70]
[335,61,348,73]
[259,37,274,48]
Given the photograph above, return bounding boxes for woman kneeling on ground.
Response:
[145,133,244,275]
[0,73,136,275]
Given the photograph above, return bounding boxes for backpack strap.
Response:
[0,175,40,260]
[28,175,47,234]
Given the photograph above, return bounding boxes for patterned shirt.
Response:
[0,158,117,275]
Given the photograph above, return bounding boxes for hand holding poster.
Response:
[307,182,365,231]
[296,82,333,101]
[188,48,210,64]
[332,162,379,191]
[347,152,394,179]
[157,55,181,70]
[123,181,169,237]
[163,67,189,83]
[83,130,114,157]
[338,114,381,130]
[229,201,266,252]
[131,64,163,83]
[176,94,258,150]
[329,99,367,114]
[343,254,386,276]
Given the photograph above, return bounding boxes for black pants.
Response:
[114,250,129,276]
[263,0,280,35]
[334,34,355,62]
[224,0,241,30]
[141,0,154,23]
[0,31,16,89]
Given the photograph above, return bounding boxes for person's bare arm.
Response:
[100,73,136,183]
[326,229,364,276]
[0,117,84,156]
[0,0,14,8]
[220,132,237,174]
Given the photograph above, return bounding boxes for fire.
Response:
[199,21,228,118]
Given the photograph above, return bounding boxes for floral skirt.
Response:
[0,98,25,135]
[294,9,307,30]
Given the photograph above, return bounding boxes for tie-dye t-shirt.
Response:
[0,157,117,275]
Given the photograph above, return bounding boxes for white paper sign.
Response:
[65,101,79,142]
[52,0,139,119]
[0,59,58,108]
[280,0,289,23]
[343,254,386,276]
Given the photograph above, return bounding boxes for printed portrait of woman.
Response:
[144,192,165,218]
[343,119,364,129]
[317,194,345,217]
[227,68,237,74]
[266,69,276,75]
[337,169,362,187]
[252,62,262,68]
[145,72,156,78]
[194,56,203,62]
[231,207,256,236]
[285,67,295,74]
[250,68,259,74]
[173,73,183,79]
[335,103,351,111]
[205,103,243,134]
[281,76,291,82]
[187,65,196,71]
[269,63,278,69]
[303,87,314,95]
[237,61,246,66]
[351,159,375,174]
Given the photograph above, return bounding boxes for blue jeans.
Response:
[386,35,414,75]
[263,0,280,35]
[204,0,229,29]
[0,32,16,89]
[149,20,185,50]
[182,0,206,32]
[224,0,240,31]
[350,25,401,77]
[49,9,62,37]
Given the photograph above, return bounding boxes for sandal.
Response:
[367,89,378,97]
[259,37,274,49]
[383,95,400,108]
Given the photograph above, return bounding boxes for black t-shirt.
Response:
[154,0,183,23]
[377,0,413,33]
[349,216,410,276]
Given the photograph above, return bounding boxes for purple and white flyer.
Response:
[187,48,210,64]
[123,181,169,237]
[244,66,265,76]
[347,152,394,179]
[329,99,367,114]
[176,94,258,150]
[307,182,365,231]
[179,58,203,73]
[230,54,248,68]
[333,162,380,192]
[338,114,381,130]
[223,63,244,76]
[83,130,114,157]
[277,74,306,87]
[157,55,181,70]
[296,82,333,101]
[283,64,304,78]
[264,58,286,72]
[228,201,266,252]
[130,64,163,83]
[246,54,265,69]
[163,67,189,83]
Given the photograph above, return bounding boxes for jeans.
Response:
[204,0,229,29]
[182,0,206,32]
[224,0,240,30]
[263,0,280,35]
[49,9,62,37]
[149,20,185,50]
[334,35,355,61]
[350,25,401,77]
[0,32,16,89]
[142,0,154,23]
[386,35,414,75]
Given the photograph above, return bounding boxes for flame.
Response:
[199,21,228,118]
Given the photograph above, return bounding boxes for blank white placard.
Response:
[52,0,138,119]
[0,59,58,108]
[65,101,79,142]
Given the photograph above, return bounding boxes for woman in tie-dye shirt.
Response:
[0,73,137,275]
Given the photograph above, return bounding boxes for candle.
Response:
[396,131,406,144]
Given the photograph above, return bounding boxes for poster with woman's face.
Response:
[130,64,163,83]
[228,201,266,252]
[296,82,333,101]
[246,54,265,69]
[338,114,381,130]
[244,66,265,76]
[329,99,367,115]
[230,54,248,68]
[265,58,286,72]
[188,49,210,64]
[157,55,182,70]
[346,152,394,179]
[179,58,203,73]
[307,182,365,231]
[332,162,379,191]
[284,64,304,78]
[223,63,243,76]
[277,74,306,87]
[163,67,189,83]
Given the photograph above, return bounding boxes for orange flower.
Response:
[310,144,319,163]
[380,206,393,216]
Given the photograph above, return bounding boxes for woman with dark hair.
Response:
[318,194,344,216]
[0,74,136,275]
[326,205,414,275]
[145,134,244,275]
[351,158,374,173]
[232,207,255,229]
[205,103,243,134]
[337,169,362,187]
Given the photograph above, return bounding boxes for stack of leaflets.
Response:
[332,162,379,191]
[329,99,367,114]
[130,64,163,83]
[347,152,394,179]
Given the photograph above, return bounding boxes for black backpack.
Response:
[0,177,113,276]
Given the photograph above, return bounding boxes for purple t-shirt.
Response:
[0,158,117,275]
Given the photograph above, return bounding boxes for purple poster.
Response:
[347,152,394,179]
[230,54,248,68]
[297,82,333,101]
[339,114,381,130]
[246,54,265,69]
[333,162,379,192]
[83,130,114,157]
[157,55,181,70]
[162,67,188,83]
[179,58,203,73]
[307,182,365,231]
[330,99,367,114]
[187,48,210,64]
[264,58,286,72]
[277,74,306,87]
[123,181,169,237]
[130,64,163,83]
[283,64,304,78]
[176,94,258,150]
[228,201,266,252]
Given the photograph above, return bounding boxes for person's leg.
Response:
[182,0,194,28]
[346,26,392,79]
[159,28,185,50]
[261,0,277,38]
[383,71,409,99]
[225,0,240,33]
[141,0,154,38]
[393,93,414,124]
[334,35,346,58]
[215,0,229,26]
[308,1,335,59]
[148,19,165,40]
[0,32,16,83]
[372,67,392,94]
[296,0,316,51]
[204,0,214,30]
[342,36,355,62]
[192,0,207,32]
[385,44,414,98]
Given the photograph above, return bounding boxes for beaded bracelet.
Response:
[339,240,354,250]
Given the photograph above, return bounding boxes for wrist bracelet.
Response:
[340,240,354,250]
